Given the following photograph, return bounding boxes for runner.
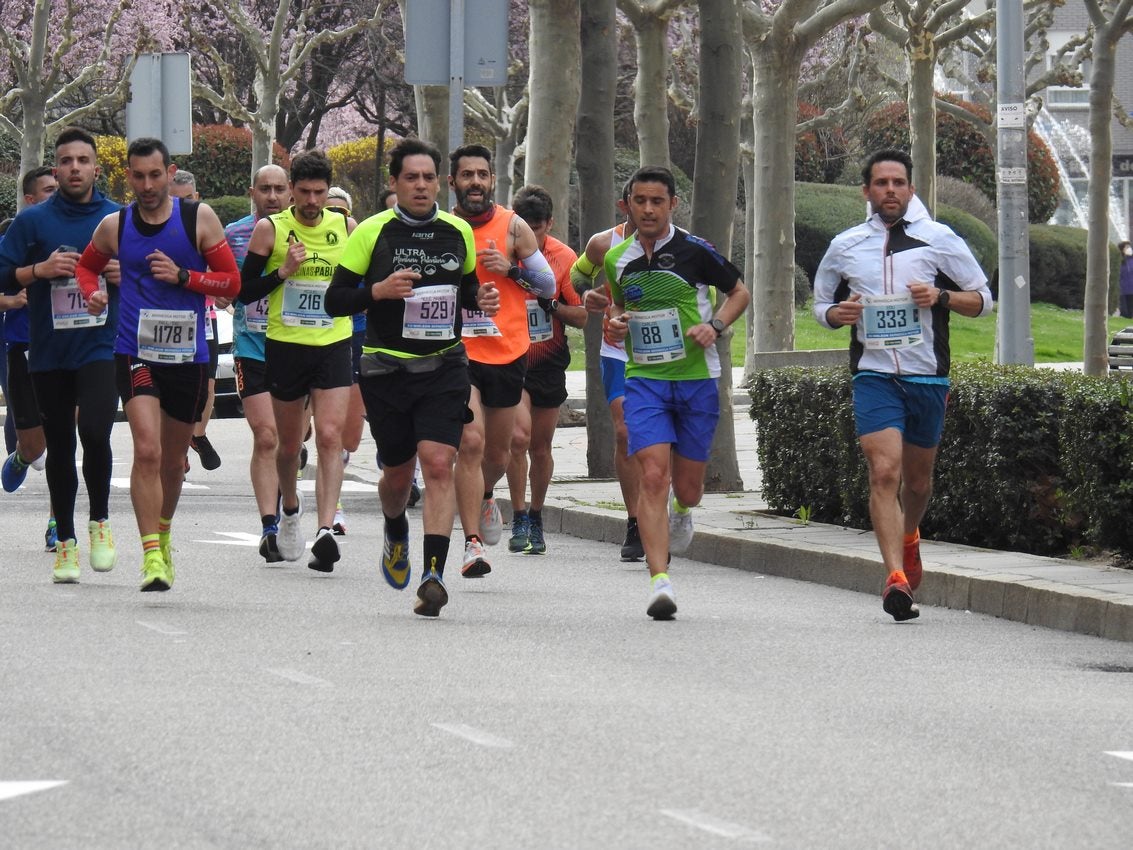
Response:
[326,138,496,616]
[0,128,124,583]
[76,136,241,591]
[238,150,355,573]
[605,166,750,620]
[448,144,556,578]
[225,164,290,562]
[504,185,585,554]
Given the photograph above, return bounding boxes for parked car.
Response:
[213,307,241,418]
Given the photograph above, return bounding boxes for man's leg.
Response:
[158,409,197,523]
[272,394,309,562]
[75,359,119,572]
[859,428,906,573]
[481,402,520,497]
[310,385,349,529]
[634,442,674,579]
[456,386,488,539]
[242,391,280,520]
[505,391,533,551]
[524,403,560,555]
[124,396,165,539]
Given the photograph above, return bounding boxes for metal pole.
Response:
[995,0,1034,365]
[447,0,465,210]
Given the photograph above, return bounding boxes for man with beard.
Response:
[447,144,556,578]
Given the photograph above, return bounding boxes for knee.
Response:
[638,463,670,496]
[460,425,485,459]
[252,424,278,455]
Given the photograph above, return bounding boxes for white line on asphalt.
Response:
[432,723,514,749]
[266,668,332,687]
[659,809,770,842]
[111,478,208,490]
[136,620,187,636]
[1105,751,1133,761]
[0,781,68,801]
[1109,782,1133,788]
[194,532,262,547]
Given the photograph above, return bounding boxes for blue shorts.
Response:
[601,355,626,403]
[852,373,949,448]
[624,376,720,462]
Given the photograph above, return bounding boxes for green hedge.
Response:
[0,172,16,220]
[207,195,253,227]
[1027,224,1121,310]
[749,363,1133,557]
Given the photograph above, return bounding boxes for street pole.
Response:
[448,0,465,210]
[995,0,1034,365]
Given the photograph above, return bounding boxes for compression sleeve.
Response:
[570,254,599,293]
[459,269,482,311]
[325,264,372,317]
[186,241,241,298]
[237,251,281,304]
[515,247,556,298]
[75,243,112,299]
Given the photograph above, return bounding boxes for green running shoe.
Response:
[88,519,117,572]
[52,538,80,584]
[140,549,171,592]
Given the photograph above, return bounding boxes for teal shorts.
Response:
[852,373,949,448]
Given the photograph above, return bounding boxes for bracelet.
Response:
[31,262,39,281]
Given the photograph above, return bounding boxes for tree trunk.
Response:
[695,0,744,492]
[907,27,938,218]
[578,0,618,479]
[632,14,673,168]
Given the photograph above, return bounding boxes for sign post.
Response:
[126,53,193,155]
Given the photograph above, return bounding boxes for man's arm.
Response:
[75,213,121,312]
[506,215,556,297]
[237,217,289,304]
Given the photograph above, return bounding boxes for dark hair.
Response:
[627,165,676,198]
[388,138,441,178]
[127,137,171,167]
[512,184,553,225]
[378,188,397,207]
[1119,241,1131,253]
[861,149,914,185]
[21,166,54,197]
[290,149,333,185]
[620,178,633,204]
[54,126,98,155]
[449,143,493,178]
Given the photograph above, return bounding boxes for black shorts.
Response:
[5,344,42,430]
[115,354,209,424]
[234,356,268,399]
[361,358,471,467]
[469,354,527,409]
[524,367,568,409]
[351,330,364,383]
[206,316,219,378]
[265,337,353,402]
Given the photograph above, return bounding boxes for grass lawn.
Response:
[565,302,1133,368]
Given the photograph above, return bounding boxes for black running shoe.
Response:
[308,528,340,573]
[620,520,644,561]
[882,571,920,622]
[259,525,284,564]
[190,435,222,470]
[407,482,421,508]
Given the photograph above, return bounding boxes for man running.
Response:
[238,151,355,573]
[605,166,750,620]
[448,144,556,578]
[77,136,241,591]
[225,164,290,561]
[814,148,992,622]
[504,185,585,555]
[326,138,496,617]
[0,128,123,583]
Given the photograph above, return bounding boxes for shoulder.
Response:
[225,213,255,235]
[437,209,475,238]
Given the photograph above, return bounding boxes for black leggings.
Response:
[30,361,119,542]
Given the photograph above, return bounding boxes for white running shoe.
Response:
[31,450,47,472]
[479,497,503,546]
[668,497,694,555]
[461,537,491,578]
[647,577,677,620]
[277,491,305,561]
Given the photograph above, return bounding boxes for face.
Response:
[24,174,58,205]
[1124,245,1133,257]
[54,140,100,203]
[864,160,914,224]
[251,167,289,219]
[526,218,551,248]
[627,179,677,240]
[392,154,440,218]
[450,156,494,215]
[170,181,198,200]
[291,178,329,224]
[127,151,173,212]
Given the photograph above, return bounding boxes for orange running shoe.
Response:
[882,570,920,622]
[903,530,923,591]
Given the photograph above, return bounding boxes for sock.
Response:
[384,511,409,539]
[512,508,528,523]
[651,572,670,586]
[627,516,638,529]
[465,533,482,545]
[483,491,493,501]
[904,529,920,547]
[158,517,172,550]
[262,514,277,530]
[671,497,690,514]
[423,534,450,578]
[283,502,300,516]
[318,525,332,536]
[529,509,542,527]
[141,533,161,554]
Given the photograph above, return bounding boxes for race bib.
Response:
[527,299,552,343]
[245,296,269,333]
[860,293,922,350]
[461,307,502,337]
[403,285,457,340]
[628,307,685,364]
[50,277,107,329]
[138,308,196,363]
[281,278,333,328]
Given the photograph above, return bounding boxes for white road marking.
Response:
[111,478,208,490]
[432,723,514,749]
[136,620,187,636]
[194,532,262,547]
[0,781,68,801]
[1105,751,1133,761]
[266,668,332,687]
[660,809,770,842]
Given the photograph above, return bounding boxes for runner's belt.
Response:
[359,343,467,376]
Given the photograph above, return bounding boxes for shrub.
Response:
[862,97,1060,223]
[94,134,129,202]
[793,262,811,307]
[936,175,996,231]
[796,103,848,184]
[170,125,289,199]
[0,172,16,219]
[207,195,253,227]
[1027,224,1121,310]
[327,135,397,221]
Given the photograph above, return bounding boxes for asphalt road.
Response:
[2,420,1133,849]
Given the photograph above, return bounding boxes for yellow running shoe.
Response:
[88,519,117,572]
[160,534,175,584]
[52,538,80,584]
[140,549,171,592]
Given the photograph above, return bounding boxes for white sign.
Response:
[998,102,1026,129]
[998,167,1027,185]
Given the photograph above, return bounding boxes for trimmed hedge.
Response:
[1027,224,1121,310]
[207,195,253,227]
[749,363,1133,557]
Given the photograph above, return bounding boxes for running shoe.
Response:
[160,537,175,585]
[277,492,305,561]
[190,434,222,470]
[407,481,421,508]
[308,527,340,573]
[620,519,644,561]
[341,449,351,467]
[526,518,546,555]
[333,502,347,535]
[882,570,920,622]
[88,519,117,572]
[52,538,80,584]
[414,566,449,618]
[904,530,923,592]
[461,537,491,578]
[479,497,502,546]
[508,513,531,552]
[30,450,46,471]
[259,524,283,563]
[647,576,677,620]
[299,444,309,471]
[668,497,694,555]
[2,451,30,492]
[44,518,58,553]
[140,549,171,592]
[382,530,411,590]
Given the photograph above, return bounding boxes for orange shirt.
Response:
[461,208,530,365]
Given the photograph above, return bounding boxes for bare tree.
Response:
[466,87,529,204]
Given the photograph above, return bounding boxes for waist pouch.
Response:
[359,344,467,377]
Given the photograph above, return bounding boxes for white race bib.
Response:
[527,299,552,343]
[281,278,333,328]
[245,296,269,333]
[403,285,457,340]
[860,293,923,350]
[51,277,107,329]
[628,307,685,364]
[461,307,502,337]
[138,308,196,363]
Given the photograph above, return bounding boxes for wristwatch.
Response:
[546,298,559,314]
[937,289,951,309]
[176,267,190,287]
[507,265,522,281]
[710,317,726,338]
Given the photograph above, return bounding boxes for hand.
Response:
[0,290,27,311]
[146,249,181,285]
[87,290,109,316]
[830,292,863,326]
[686,322,717,349]
[583,285,610,314]
[373,267,420,301]
[476,280,500,316]
[103,259,121,286]
[907,282,937,308]
[278,237,307,279]
[476,239,511,276]
[605,311,629,342]
[35,248,79,281]
[213,296,232,309]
